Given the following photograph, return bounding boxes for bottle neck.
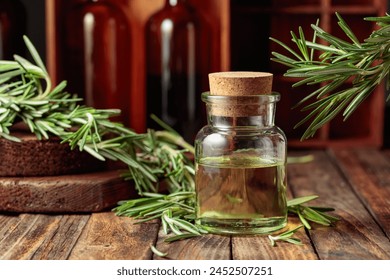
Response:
[202,92,279,130]
[207,107,276,130]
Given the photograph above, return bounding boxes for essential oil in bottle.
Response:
[196,156,287,234]
[195,72,288,234]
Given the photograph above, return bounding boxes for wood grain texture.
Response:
[30,215,90,259]
[154,229,231,260]
[0,214,43,259]
[0,214,25,245]
[69,212,160,260]
[0,170,135,213]
[0,214,89,260]
[331,149,390,238]
[1,148,389,260]
[287,151,390,259]
[232,218,318,260]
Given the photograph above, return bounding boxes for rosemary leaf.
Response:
[23,35,48,75]
[150,245,168,257]
[268,225,304,247]
[297,209,312,230]
[287,195,318,207]
[164,233,201,243]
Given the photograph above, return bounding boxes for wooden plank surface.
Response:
[0,214,89,260]
[0,148,389,260]
[288,150,390,260]
[232,218,318,260]
[331,149,390,238]
[30,215,90,259]
[154,230,231,260]
[68,212,160,260]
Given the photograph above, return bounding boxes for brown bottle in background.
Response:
[0,0,26,59]
[62,0,131,125]
[145,0,210,142]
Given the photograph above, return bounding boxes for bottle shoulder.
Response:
[195,125,287,161]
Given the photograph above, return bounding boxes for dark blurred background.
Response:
[3,0,390,148]
[19,0,46,62]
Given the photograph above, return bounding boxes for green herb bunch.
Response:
[115,189,339,247]
[0,36,194,195]
[271,13,390,139]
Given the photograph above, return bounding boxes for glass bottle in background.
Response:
[63,0,131,125]
[0,0,26,59]
[195,72,288,234]
[145,0,210,142]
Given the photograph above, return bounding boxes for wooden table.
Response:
[1,149,389,260]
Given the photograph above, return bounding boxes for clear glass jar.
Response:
[195,92,287,234]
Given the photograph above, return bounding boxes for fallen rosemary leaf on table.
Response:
[287,154,314,164]
[114,192,339,249]
[150,245,168,257]
[288,195,340,230]
[268,225,304,247]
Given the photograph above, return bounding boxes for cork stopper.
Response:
[207,72,274,117]
[209,72,273,96]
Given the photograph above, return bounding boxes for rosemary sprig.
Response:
[270,13,390,139]
[288,195,339,230]
[0,36,194,195]
[268,196,339,246]
[114,192,339,245]
[268,225,304,247]
[113,191,206,238]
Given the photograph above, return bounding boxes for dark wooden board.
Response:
[0,170,136,213]
[288,150,390,260]
[68,213,160,260]
[0,132,104,177]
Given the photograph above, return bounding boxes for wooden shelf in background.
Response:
[231,0,386,148]
[46,0,387,148]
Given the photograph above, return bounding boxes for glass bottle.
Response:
[0,0,26,59]
[145,0,209,142]
[195,72,287,234]
[63,0,131,125]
